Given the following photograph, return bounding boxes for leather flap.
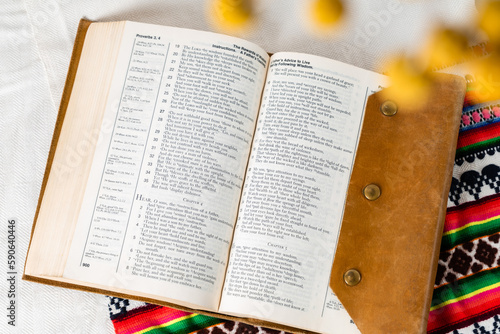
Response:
[330,73,466,334]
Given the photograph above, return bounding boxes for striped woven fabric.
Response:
[108,297,290,334]
[110,302,225,334]
[427,80,500,333]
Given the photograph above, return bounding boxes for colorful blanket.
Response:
[427,80,500,333]
[108,80,500,334]
[108,297,290,334]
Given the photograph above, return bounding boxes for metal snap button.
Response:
[344,269,361,286]
[363,184,381,201]
[380,100,398,116]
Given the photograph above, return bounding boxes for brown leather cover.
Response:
[330,74,466,333]
[24,19,466,334]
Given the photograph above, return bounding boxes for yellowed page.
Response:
[24,21,126,277]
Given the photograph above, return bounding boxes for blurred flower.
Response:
[304,0,345,36]
[311,0,344,27]
[207,0,254,34]
[382,56,433,107]
[477,0,500,47]
[469,53,500,101]
[423,28,470,70]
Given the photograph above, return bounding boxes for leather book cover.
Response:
[330,74,466,334]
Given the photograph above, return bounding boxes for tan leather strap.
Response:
[330,73,466,334]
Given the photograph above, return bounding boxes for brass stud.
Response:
[380,100,398,116]
[344,269,361,286]
[363,184,381,201]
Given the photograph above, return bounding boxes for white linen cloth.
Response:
[0,0,477,333]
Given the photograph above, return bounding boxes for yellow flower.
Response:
[423,28,469,70]
[383,56,433,107]
[303,0,345,36]
[207,0,254,34]
[478,0,500,46]
[469,54,500,102]
[310,0,344,28]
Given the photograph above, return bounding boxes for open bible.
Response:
[24,20,466,334]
